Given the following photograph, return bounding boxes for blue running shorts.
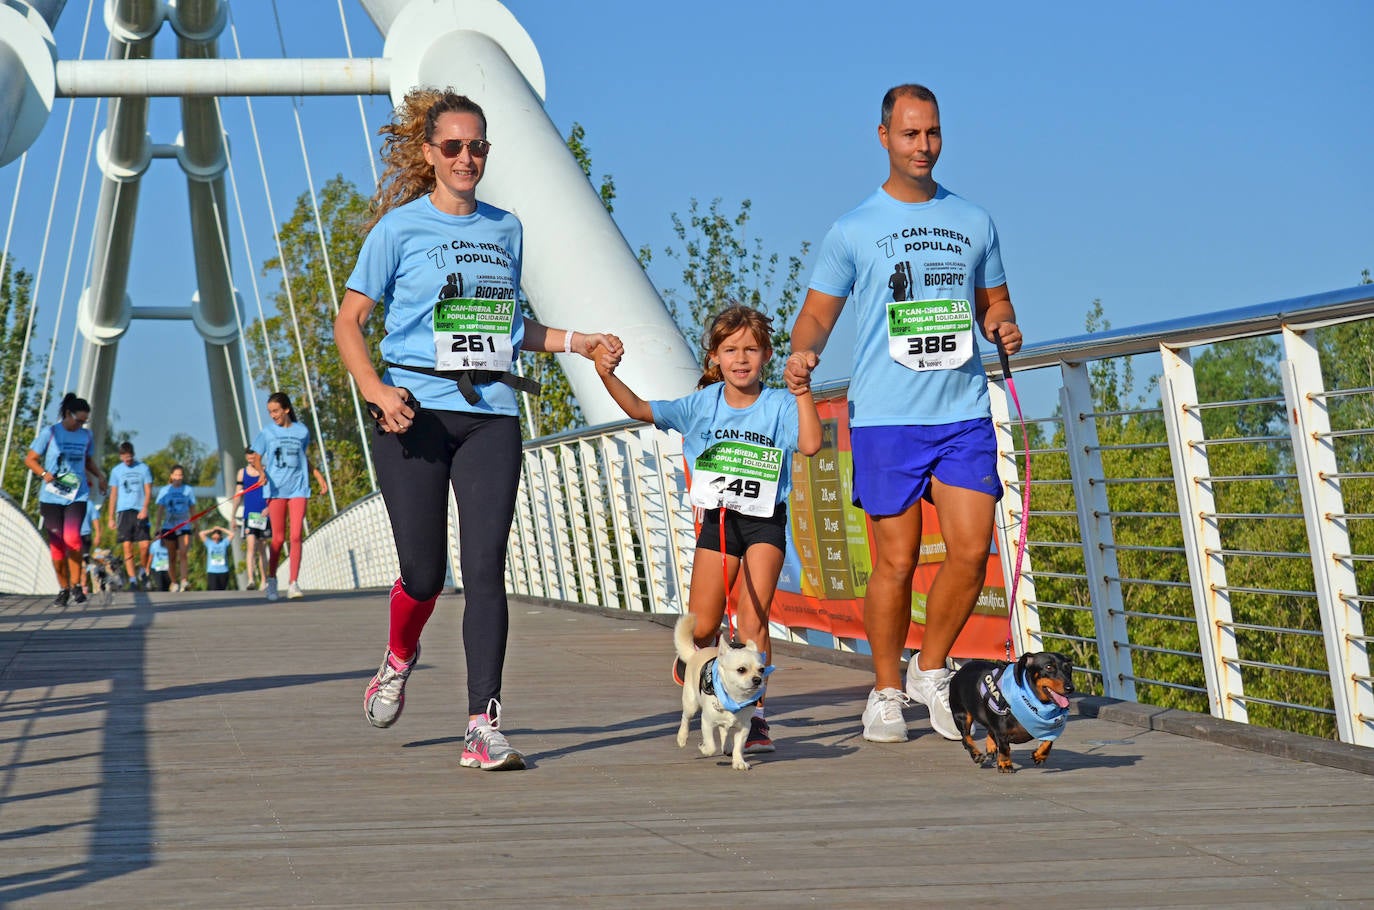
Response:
[850,419,1003,517]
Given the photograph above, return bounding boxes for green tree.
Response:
[1312,267,1374,625]
[143,432,217,488]
[0,261,47,506]
[565,122,616,214]
[643,197,810,386]
[247,175,378,528]
[1027,301,1347,737]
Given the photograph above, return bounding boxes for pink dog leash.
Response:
[997,330,1031,660]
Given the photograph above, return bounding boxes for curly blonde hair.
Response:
[697,304,775,389]
[364,88,488,232]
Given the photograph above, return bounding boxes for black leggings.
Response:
[373,408,522,715]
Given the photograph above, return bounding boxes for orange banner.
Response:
[772,395,1010,659]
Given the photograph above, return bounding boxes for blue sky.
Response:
[3,0,1371,455]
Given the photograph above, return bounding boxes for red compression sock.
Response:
[387,578,437,661]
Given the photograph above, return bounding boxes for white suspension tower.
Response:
[0,0,699,502]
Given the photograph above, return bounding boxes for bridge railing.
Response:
[10,286,1363,745]
[506,285,1373,746]
[0,490,58,596]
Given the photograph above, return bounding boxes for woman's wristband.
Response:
[564,330,575,354]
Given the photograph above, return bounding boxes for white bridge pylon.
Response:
[0,0,699,501]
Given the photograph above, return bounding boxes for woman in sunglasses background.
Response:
[334,88,622,771]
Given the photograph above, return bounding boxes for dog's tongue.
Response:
[1050,690,1070,708]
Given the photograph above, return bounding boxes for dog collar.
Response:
[699,657,770,712]
[998,664,1068,741]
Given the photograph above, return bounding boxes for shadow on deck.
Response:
[0,588,1370,908]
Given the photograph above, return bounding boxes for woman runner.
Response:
[334,88,622,770]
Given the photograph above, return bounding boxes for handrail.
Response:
[12,283,1363,747]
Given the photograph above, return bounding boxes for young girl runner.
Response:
[334,88,621,771]
[595,304,821,753]
[155,465,197,592]
[249,391,328,602]
[25,393,107,606]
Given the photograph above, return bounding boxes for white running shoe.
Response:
[287,581,303,599]
[364,645,419,728]
[905,652,960,741]
[265,578,279,602]
[460,699,526,771]
[861,687,910,742]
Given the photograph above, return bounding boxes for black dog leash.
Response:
[365,390,422,434]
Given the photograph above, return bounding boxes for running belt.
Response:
[383,362,541,406]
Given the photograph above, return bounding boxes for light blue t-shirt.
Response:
[203,537,232,574]
[251,421,313,499]
[808,185,1006,427]
[30,423,94,505]
[157,483,196,530]
[109,460,154,514]
[650,384,802,505]
[346,195,526,416]
[150,539,170,572]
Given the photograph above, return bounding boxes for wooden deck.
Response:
[1,588,1371,908]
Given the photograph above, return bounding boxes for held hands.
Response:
[784,351,818,395]
[573,331,623,363]
[986,320,1022,355]
[592,333,625,377]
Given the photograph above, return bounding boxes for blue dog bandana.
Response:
[999,664,1068,741]
[702,656,774,712]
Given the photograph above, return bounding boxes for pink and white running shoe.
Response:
[363,644,419,729]
[460,699,526,771]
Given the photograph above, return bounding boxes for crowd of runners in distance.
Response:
[25,390,324,605]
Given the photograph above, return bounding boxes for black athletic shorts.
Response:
[207,572,230,591]
[696,504,788,558]
[116,511,151,543]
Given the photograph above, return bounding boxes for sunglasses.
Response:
[429,138,491,158]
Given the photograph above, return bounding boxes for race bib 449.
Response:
[689,441,783,518]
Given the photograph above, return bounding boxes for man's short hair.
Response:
[118,440,135,455]
[881,84,940,127]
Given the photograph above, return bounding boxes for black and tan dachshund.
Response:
[948,651,1075,772]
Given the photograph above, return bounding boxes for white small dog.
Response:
[674,614,770,770]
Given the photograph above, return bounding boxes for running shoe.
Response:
[743,716,775,754]
[265,578,278,602]
[861,687,910,742]
[51,587,70,608]
[364,644,420,729]
[286,581,303,599]
[460,699,526,771]
[672,656,686,686]
[904,652,960,741]
[72,588,88,605]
